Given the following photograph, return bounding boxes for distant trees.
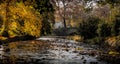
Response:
[50,0,99,28]
[50,0,72,28]
[77,0,120,45]
[51,0,86,28]
[50,0,119,39]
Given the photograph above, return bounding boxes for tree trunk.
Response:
[2,1,9,37]
[63,17,66,28]
[62,0,67,28]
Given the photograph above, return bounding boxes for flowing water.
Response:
[0,37,108,64]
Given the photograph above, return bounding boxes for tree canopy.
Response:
[0,0,54,38]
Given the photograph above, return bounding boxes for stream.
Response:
[0,37,109,64]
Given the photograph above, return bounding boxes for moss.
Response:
[108,51,119,55]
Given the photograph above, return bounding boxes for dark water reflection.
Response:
[0,40,50,64]
[0,40,108,64]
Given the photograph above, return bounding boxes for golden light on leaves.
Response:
[0,1,42,37]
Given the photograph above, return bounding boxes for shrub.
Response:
[78,17,100,39]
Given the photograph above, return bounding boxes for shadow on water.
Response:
[0,35,36,45]
[0,40,50,64]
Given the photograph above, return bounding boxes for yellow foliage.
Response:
[105,36,117,47]
[67,35,83,42]
[105,36,120,47]
[0,3,6,35]
[108,51,119,55]
[0,1,42,37]
[0,36,7,40]
[70,20,80,27]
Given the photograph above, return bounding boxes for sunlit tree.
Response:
[0,0,42,37]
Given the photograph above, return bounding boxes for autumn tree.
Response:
[0,0,54,38]
[0,0,42,37]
